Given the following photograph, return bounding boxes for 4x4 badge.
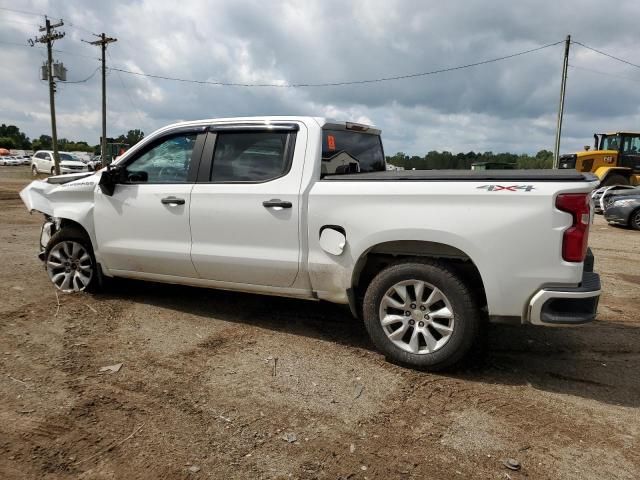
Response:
[477,185,535,192]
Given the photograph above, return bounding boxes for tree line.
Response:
[386,150,554,169]
[0,124,145,153]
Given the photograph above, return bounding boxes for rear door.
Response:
[189,123,305,287]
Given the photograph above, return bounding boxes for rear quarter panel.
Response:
[307,179,597,318]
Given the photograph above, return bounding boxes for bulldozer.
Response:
[558,132,640,186]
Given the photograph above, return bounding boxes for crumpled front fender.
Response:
[19,172,100,252]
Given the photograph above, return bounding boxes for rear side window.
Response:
[322,130,385,175]
[211,132,292,182]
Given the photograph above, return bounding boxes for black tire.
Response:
[363,260,481,371]
[602,174,628,186]
[31,165,38,176]
[630,208,640,230]
[50,166,56,176]
[44,227,102,293]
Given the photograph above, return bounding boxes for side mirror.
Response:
[98,164,124,196]
[584,145,590,151]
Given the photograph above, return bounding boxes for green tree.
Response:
[0,137,16,149]
[0,124,30,149]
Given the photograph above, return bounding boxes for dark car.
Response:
[603,187,640,230]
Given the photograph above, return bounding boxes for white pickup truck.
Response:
[20,116,601,370]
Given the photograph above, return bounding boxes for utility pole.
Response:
[553,34,571,169]
[33,17,65,175]
[84,33,117,164]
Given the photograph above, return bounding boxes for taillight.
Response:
[556,193,591,262]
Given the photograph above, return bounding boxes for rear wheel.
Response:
[631,208,640,230]
[602,174,628,186]
[44,228,100,293]
[363,261,481,370]
[50,166,56,176]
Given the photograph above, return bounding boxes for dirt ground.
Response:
[0,165,639,480]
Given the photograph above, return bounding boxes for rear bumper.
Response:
[527,270,600,326]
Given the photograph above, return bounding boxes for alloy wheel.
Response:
[378,279,455,354]
[46,241,93,292]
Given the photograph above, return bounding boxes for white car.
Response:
[1,156,21,166]
[31,150,88,176]
[19,116,601,370]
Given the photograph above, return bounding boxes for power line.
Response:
[0,16,41,27]
[0,6,44,17]
[568,63,640,84]
[63,66,101,84]
[0,39,100,60]
[107,39,565,88]
[107,49,145,127]
[572,41,640,70]
[0,5,97,34]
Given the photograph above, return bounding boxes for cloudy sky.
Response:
[1,0,640,155]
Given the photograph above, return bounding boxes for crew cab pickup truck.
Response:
[20,116,601,370]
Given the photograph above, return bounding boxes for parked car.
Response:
[603,187,640,230]
[19,116,601,370]
[1,156,21,166]
[31,150,88,176]
[599,184,637,213]
[21,156,31,165]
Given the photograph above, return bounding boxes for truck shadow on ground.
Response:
[105,279,640,408]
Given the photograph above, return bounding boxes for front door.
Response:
[94,129,205,277]
[189,125,304,287]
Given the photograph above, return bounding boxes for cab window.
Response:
[622,136,640,154]
[321,130,385,176]
[210,132,292,182]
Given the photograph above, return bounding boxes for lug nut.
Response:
[420,305,426,311]
[424,314,429,319]
[409,319,415,325]
[418,321,425,327]
[404,311,411,316]
[410,303,416,309]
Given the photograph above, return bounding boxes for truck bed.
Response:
[323,169,597,182]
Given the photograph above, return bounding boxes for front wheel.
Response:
[631,208,640,230]
[44,228,100,293]
[363,261,481,370]
[31,165,38,176]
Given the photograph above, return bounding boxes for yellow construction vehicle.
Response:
[558,132,640,186]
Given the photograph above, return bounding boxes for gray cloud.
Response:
[1,0,639,155]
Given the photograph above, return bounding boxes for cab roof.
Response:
[598,132,640,136]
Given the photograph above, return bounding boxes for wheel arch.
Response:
[349,239,488,317]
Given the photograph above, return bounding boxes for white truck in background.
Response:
[20,116,601,370]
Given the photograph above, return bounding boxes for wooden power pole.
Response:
[85,33,117,164]
[553,34,571,169]
[33,17,65,175]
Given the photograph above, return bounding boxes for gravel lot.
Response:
[1,166,639,479]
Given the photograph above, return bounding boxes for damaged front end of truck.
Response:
[19,172,99,260]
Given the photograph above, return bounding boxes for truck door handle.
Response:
[161,196,185,205]
[262,199,292,209]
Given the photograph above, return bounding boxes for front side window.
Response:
[211,132,291,182]
[602,135,621,151]
[321,130,385,176]
[126,133,197,183]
